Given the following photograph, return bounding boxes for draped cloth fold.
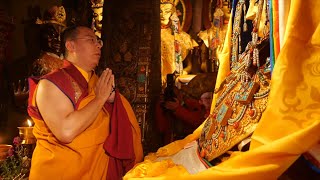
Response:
[104,90,135,180]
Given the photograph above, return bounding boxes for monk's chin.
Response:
[89,61,99,70]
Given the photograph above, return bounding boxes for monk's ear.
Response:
[65,40,75,52]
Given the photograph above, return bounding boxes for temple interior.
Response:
[0,0,320,179]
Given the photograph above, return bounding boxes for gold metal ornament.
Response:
[36,6,66,27]
[160,0,180,6]
[91,0,104,8]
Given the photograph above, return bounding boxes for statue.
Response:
[160,0,198,87]
[124,0,272,178]
[32,5,67,77]
[198,1,230,72]
[91,0,104,38]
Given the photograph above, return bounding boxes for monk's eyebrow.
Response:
[77,35,96,39]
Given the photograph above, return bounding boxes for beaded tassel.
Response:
[253,48,259,67]
[243,3,247,32]
[245,52,251,71]
[238,35,242,54]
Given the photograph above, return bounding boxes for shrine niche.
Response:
[155,0,231,146]
[160,0,198,86]
[160,0,232,80]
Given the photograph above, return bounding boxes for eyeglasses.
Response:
[73,37,103,46]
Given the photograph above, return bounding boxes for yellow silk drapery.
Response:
[124,0,320,179]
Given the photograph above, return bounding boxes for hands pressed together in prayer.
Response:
[95,68,115,104]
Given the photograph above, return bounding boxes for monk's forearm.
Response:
[58,97,105,143]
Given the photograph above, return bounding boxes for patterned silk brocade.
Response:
[32,53,63,76]
[198,0,272,161]
[199,63,270,161]
[199,9,271,160]
[61,69,83,104]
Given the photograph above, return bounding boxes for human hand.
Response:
[95,68,114,104]
[164,98,180,111]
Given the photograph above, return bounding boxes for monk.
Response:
[27,26,143,179]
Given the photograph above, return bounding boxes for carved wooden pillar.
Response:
[100,0,161,153]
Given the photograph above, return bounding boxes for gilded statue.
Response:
[32,5,67,76]
[91,0,104,38]
[246,0,268,38]
[198,1,230,68]
[160,0,198,86]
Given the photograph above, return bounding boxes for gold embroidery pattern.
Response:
[200,70,270,160]
[61,69,83,104]
[199,34,271,161]
[279,56,320,124]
